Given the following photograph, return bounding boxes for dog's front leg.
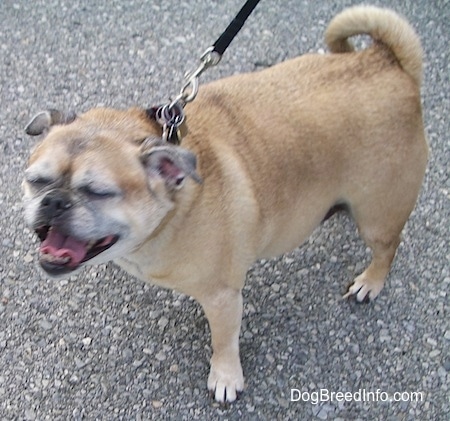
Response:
[198,287,244,403]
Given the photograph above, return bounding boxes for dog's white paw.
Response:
[207,358,244,403]
[343,273,384,302]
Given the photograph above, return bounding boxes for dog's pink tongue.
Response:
[41,229,88,267]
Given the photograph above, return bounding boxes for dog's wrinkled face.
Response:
[23,108,200,277]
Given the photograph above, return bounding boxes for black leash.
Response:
[213,0,261,56]
[153,0,261,145]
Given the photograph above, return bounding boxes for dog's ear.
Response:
[25,109,77,136]
[141,142,202,190]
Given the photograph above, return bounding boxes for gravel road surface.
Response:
[0,0,448,419]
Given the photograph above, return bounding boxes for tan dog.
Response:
[23,6,427,402]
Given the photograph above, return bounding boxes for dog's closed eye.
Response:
[26,176,53,186]
[78,185,119,199]
[25,174,57,190]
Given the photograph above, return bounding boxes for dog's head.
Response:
[23,107,201,277]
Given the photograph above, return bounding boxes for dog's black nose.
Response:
[41,189,72,219]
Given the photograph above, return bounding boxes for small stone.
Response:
[271,283,281,292]
[122,348,133,361]
[316,403,335,420]
[74,358,86,369]
[68,374,79,385]
[24,408,36,420]
[379,329,391,342]
[443,330,450,341]
[155,351,166,361]
[81,337,92,347]
[133,358,145,368]
[24,253,33,263]
[404,323,415,333]
[39,319,52,331]
[426,338,437,347]
[429,349,441,358]
[169,364,178,373]
[438,366,447,377]
[443,359,450,371]
[101,326,112,336]
[312,405,321,416]
[277,397,289,408]
[152,400,163,408]
[297,268,309,277]
[2,239,12,248]
[158,317,169,329]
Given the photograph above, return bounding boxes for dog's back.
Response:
[186,7,427,257]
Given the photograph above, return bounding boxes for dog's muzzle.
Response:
[33,189,119,276]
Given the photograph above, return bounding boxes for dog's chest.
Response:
[115,255,181,290]
[116,257,146,280]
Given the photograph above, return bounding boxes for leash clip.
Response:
[169,47,221,109]
[153,0,261,145]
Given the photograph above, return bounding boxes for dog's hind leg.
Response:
[343,227,401,302]
[343,173,424,302]
[342,127,427,302]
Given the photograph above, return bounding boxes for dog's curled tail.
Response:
[325,5,423,86]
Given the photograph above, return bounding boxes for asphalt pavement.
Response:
[0,0,448,419]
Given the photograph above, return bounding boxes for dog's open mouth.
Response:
[36,226,119,275]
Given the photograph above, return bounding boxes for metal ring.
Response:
[200,46,222,68]
[157,103,185,127]
[168,94,185,110]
